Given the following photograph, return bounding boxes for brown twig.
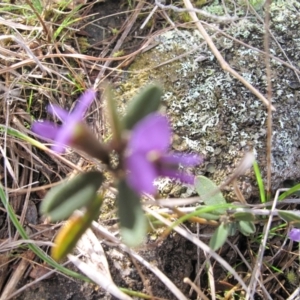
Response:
[24,0,51,42]
[263,1,273,201]
[93,0,145,87]
[182,0,275,111]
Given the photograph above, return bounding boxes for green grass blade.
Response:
[279,183,300,201]
[0,185,89,281]
[0,125,48,150]
[165,203,235,234]
[53,4,82,40]
[253,160,266,203]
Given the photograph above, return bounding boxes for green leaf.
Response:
[228,222,237,236]
[41,171,104,221]
[195,211,220,220]
[237,221,256,236]
[52,194,103,261]
[105,85,122,148]
[253,160,266,203]
[233,212,255,222]
[194,175,226,214]
[209,222,230,251]
[117,180,147,247]
[278,211,300,227]
[0,125,49,151]
[122,84,163,130]
[279,182,300,201]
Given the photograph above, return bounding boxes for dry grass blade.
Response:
[0,250,35,300]
[76,228,110,276]
[0,254,10,293]
[154,0,237,22]
[182,0,275,111]
[143,207,250,296]
[183,277,209,300]
[0,35,45,74]
[93,0,146,86]
[246,188,281,300]
[69,228,132,300]
[91,220,188,300]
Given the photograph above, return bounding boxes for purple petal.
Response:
[289,228,300,242]
[72,89,96,119]
[51,120,81,153]
[51,90,96,152]
[156,153,201,184]
[160,153,202,166]
[159,168,195,184]
[128,113,171,154]
[126,152,157,194]
[174,172,195,184]
[31,121,60,140]
[47,105,69,120]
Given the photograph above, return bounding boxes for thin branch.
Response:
[262,1,273,201]
[182,0,275,111]
[155,0,237,22]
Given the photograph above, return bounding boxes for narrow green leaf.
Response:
[194,175,226,214]
[53,4,82,40]
[122,84,163,130]
[278,211,300,227]
[238,220,256,236]
[233,212,255,222]
[279,182,300,201]
[105,85,122,148]
[0,125,49,151]
[52,194,103,261]
[195,211,220,220]
[253,160,266,203]
[41,171,103,221]
[117,180,147,247]
[209,222,230,251]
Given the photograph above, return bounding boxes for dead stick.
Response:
[182,0,275,111]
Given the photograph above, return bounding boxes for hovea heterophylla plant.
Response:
[32,84,202,259]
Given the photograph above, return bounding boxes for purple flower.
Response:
[125,113,202,195]
[289,228,300,242]
[32,89,96,153]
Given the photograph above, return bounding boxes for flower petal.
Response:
[128,113,171,154]
[159,168,195,184]
[72,89,96,119]
[156,153,201,184]
[161,153,202,166]
[31,121,60,140]
[47,105,69,120]
[51,120,80,153]
[289,228,300,242]
[35,90,96,153]
[126,152,157,194]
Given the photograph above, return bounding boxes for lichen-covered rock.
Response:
[116,1,300,202]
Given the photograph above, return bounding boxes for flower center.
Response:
[146,150,161,163]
